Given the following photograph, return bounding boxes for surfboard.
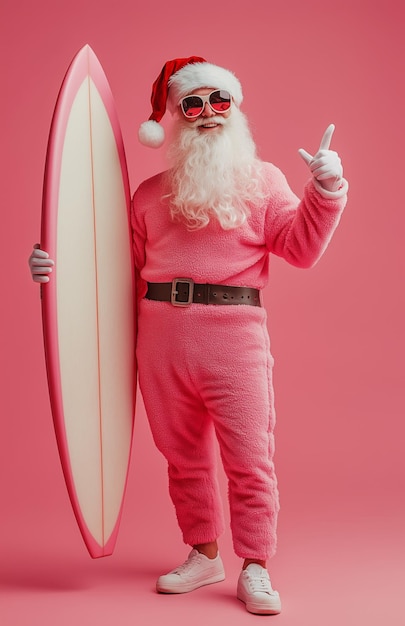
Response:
[40,45,136,558]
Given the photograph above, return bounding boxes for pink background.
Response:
[1,1,404,624]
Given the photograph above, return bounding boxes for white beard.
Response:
[164,107,265,230]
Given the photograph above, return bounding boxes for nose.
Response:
[201,102,215,117]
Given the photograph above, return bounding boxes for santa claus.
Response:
[30,56,348,615]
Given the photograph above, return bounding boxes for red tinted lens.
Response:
[182,96,204,117]
[209,90,231,113]
[181,90,232,117]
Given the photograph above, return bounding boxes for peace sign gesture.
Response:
[298,124,343,192]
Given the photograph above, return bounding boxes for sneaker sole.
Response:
[157,572,225,594]
[237,591,282,615]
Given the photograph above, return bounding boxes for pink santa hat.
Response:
[138,56,243,148]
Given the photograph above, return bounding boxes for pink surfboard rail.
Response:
[40,45,136,558]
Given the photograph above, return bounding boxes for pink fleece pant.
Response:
[136,299,280,560]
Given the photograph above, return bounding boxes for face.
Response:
[180,87,232,134]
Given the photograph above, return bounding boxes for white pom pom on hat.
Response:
[138,120,166,148]
[138,56,243,148]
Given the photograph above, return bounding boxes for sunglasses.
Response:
[179,90,232,119]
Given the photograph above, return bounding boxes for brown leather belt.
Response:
[145,279,261,307]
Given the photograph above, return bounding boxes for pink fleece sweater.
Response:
[131,161,348,291]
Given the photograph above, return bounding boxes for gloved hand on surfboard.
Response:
[29,244,54,283]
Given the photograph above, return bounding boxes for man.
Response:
[30,56,348,615]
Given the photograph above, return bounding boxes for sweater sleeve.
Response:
[131,184,148,300]
[263,164,348,269]
[131,189,146,271]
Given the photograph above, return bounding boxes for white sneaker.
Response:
[156,549,225,594]
[237,563,281,614]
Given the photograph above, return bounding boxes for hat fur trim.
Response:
[167,62,243,113]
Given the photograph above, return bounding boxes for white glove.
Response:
[29,244,54,283]
[298,124,343,192]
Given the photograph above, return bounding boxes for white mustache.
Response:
[195,116,227,127]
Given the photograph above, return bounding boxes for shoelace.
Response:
[247,572,273,594]
[174,552,202,575]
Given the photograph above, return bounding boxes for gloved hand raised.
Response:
[298,124,343,192]
[28,244,54,283]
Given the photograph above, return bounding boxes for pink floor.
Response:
[2,472,402,626]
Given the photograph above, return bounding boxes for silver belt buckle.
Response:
[171,278,194,306]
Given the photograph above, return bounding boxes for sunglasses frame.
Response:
[179,89,232,119]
